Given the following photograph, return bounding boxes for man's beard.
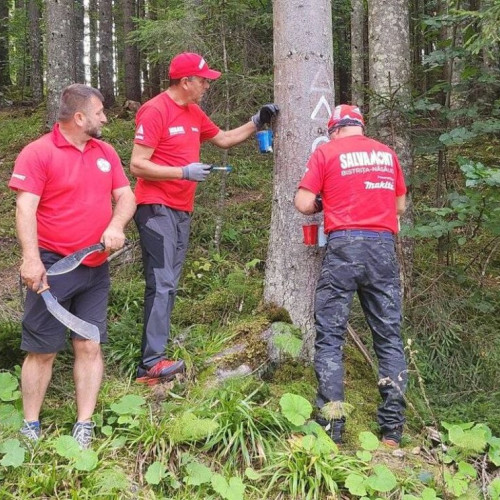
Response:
[85,126,102,138]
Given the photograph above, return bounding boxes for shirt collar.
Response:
[51,123,97,151]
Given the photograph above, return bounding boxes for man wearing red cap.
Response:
[295,104,407,447]
[130,52,278,384]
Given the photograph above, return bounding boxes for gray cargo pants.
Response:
[314,231,407,432]
[134,204,191,371]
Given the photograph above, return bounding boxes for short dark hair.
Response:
[57,84,104,122]
[169,78,182,87]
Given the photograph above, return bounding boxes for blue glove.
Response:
[182,162,212,182]
[251,104,279,130]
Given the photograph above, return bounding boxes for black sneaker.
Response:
[315,416,345,444]
[381,426,403,448]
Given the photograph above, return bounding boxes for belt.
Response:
[327,230,394,240]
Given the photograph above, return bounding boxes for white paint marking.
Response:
[309,67,333,93]
[310,95,332,121]
[312,136,329,152]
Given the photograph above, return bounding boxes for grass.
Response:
[0,107,499,498]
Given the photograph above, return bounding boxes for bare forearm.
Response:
[130,158,184,181]
[16,201,40,261]
[109,190,136,231]
[210,121,257,149]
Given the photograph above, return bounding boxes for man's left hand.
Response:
[252,104,279,130]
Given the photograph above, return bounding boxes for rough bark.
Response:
[99,0,116,107]
[147,0,161,97]
[123,0,141,101]
[368,0,414,300]
[73,0,85,83]
[350,0,365,106]
[88,0,99,88]
[265,0,334,361]
[28,0,43,103]
[0,0,11,87]
[46,0,75,128]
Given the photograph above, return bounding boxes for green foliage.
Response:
[169,412,219,444]
[279,393,312,426]
[0,439,25,468]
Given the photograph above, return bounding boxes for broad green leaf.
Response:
[359,431,379,451]
[457,461,476,479]
[109,395,146,415]
[0,403,23,429]
[145,462,166,485]
[356,450,372,462]
[94,468,130,494]
[109,436,127,449]
[245,467,261,480]
[488,478,500,499]
[402,496,419,500]
[54,435,81,459]
[366,464,397,493]
[184,461,212,486]
[345,473,367,496]
[448,425,487,453]
[101,425,113,436]
[489,447,500,467]
[279,393,312,426]
[421,487,439,500]
[0,373,20,402]
[0,439,25,467]
[301,434,315,452]
[211,474,245,500]
[444,470,468,496]
[73,449,98,471]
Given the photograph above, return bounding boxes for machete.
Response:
[47,243,105,276]
[37,284,100,343]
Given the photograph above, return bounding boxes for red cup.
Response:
[302,224,319,245]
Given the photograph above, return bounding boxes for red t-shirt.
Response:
[133,92,220,212]
[9,124,130,266]
[299,135,406,234]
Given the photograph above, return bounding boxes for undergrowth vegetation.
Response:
[0,108,499,498]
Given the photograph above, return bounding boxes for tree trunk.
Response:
[46,0,75,128]
[123,0,141,101]
[147,0,161,97]
[368,0,414,300]
[350,0,365,106]
[88,0,99,88]
[99,0,116,107]
[73,0,85,83]
[0,0,11,87]
[265,0,334,361]
[28,0,43,103]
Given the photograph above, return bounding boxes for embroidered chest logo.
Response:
[169,126,185,136]
[96,158,111,173]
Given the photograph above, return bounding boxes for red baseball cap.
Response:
[168,52,222,80]
[327,104,364,133]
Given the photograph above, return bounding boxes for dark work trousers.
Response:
[134,204,191,370]
[314,233,407,432]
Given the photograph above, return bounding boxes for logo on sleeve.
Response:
[135,124,144,140]
[12,173,26,181]
[96,158,111,173]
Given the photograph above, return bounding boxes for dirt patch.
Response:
[227,190,264,205]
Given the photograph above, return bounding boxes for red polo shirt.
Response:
[9,124,130,266]
[299,135,406,234]
[133,92,220,212]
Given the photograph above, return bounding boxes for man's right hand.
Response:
[20,256,47,292]
[181,162,212,182]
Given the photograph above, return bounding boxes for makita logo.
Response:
[364,181,394,190]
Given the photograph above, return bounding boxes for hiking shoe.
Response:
[72,421,94,449]
[382,426,403,448]
[315,416,345,444]
[136,359,185,386]
[20,420,41,442]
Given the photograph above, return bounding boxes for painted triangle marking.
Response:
[310,95,332,121]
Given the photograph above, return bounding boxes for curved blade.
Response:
[47,243,104,276]
[40,289,100,342]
